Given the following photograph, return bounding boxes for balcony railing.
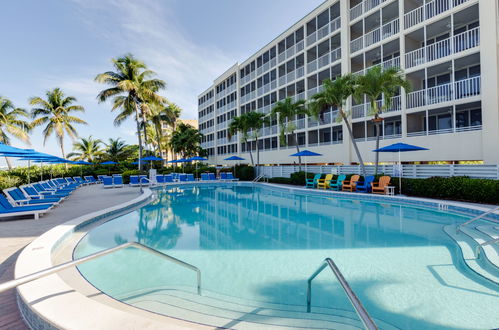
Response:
[406,76,480,109]
[306,17,341,47]
[350,0,389,21]
[278,40,306,64]
[350,36,364,53]
[404,0,471,29]
[352,95,401,119]
[407,124,482,137]
[352,18,399,53]
[405,27,480,68]
[353,56,400,76]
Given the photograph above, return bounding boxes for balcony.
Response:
[306,16,341,47]
[351,18,399,53]
[307,47,341,73]
[257,81,277,96]
[405,27,479,69]
[351,95,401,119]
[262,125,278,136]
[350,0,391,21]
[278,40,305,64]
[353,56,400,76]
[406,76,480,109]
[404,0,471,29]
[407,124,481,137]
[308,110,339,127]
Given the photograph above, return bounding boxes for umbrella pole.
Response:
[399,150,402,195]
[28,160,31,184]
[40,162,43,181]
[305,158,307,185]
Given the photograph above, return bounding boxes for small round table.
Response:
[385,186,395,196]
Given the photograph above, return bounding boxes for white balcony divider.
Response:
[352,104,367,119]
[257,66,263,76]
[279,75,286,86]
[350,36,364,53]
[296,40,305,53]
[406,76,480,109]
[404,0,470,29]
[286,46,295,59]
[330,16,341,34]
[295,118,306,129]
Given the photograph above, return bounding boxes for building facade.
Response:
[161,119,198,161]
[198,0,499,165]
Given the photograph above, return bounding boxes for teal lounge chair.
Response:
[329,174,346,191]
[306,174,322,188]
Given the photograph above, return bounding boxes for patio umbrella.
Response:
[187,156,208,179]
[373,143,429,195]
[101,161,118,175]
[16,150,62,183]
[73,160,92,176]
[290,150,322,182]
[140,156,164,169]
[224,156,245,176]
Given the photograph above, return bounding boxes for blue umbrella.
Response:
[167,159,179,163]
[131,161,140,165]
[187,156,208,179]
[141,156,163,161]
[73,160,92,165]
[373,143,429,195]
[290,150,322,180]
[16,150,64,183]
[0,143,33,156]
[101,161,118,165]
[224,156,245,161]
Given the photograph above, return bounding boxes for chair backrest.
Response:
[5,189,20,201]
[12,188,27,200]
[201,173,209,181]
[156,175,165,183]
[164,175,174,182]
[187,174,194,181]
[130,176,139,184]
[324,174,333,181]
[179,174,187,182]
[313,174,322,182]
[97,175,105,181]
[114,176,123,185]
[0,195,13,209]
[85,176,96,182]
[379,176,391,187]
[220,172,227,179]
[102,177,113,186]
[208,173,216,180]
[350,175,360,183]
[227,173,235,180]
[24,186,39,196]
[365,175,375,183]
[32,183,45,192]
[336,174,346,182]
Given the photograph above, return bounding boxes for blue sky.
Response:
[0,0,324,161]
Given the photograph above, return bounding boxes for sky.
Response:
[0,0,325,162]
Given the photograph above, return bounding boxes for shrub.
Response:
[121,170,143,184]
[268,177,292,184]
[289,171,316,185]
[0,176,22,191]
[236,165,255,181]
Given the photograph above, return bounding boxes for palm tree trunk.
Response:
[155,125,163,161]
[255,136,260,168]
[246,139,254,166]
[295,142,302,172]
[340,109,367,177]
[60,139,68,170]
[374,118,381,176]
[134,102,143,171]
[4,157,12,170]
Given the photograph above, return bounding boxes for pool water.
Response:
[74,184,499,329]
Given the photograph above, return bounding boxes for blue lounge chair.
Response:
[4,188,60,206]
[84,176,98,184]
[329,174,346,191]
[200,173,209,181]
[102,176,114,188]
[226,173,239,181]
[208,173,216,181]
[65,177,81,186]
[37,182,72,195]
[97,175,106,183]
[73,177,87,185]
[164,175,174,183]
[0,194,52,219]
[156,175,165,184]
[29,184,70,198]
[113,175,124,188]
[306,174,322,188]
[130,175,150,187]
[179,174,187,182]
[220,172,228,180]
[356,176,375,193]
[186,174,195,182]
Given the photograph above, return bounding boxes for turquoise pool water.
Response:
[74,184,499,329]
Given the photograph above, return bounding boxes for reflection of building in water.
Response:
[191,186,448,250]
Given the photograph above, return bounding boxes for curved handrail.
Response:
[0,242,201,295]
[307,258,377,330]
[457,206,499,233]
[475,237,499,259]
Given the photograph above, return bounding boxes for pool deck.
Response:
[0,185,142,329]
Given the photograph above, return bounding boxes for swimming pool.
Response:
[74,183,499,329]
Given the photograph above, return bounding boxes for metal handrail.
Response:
[252,174,265,182]
[456,206,499,233]
[307,258,378,330]
[0,242,201,295]
[475,237,499,259]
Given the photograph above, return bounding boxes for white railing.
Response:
[352,95,401,119]
[307,32,317,47]
[307,87,318,98]
[382,18,399,39]
[350,36,364,53]
[307,59,318,73]
[406,76,480,109]
[318,52,330,69]
[256,164,499,180]
[405,27,480,69]
[404,0,471,29]
[353,56,400,76]
[350,2,364,20]
[296,66,305,79]
[294,92,306,102]
[407,125,482,137]
[365,28,381,47]
[331,47,342,63]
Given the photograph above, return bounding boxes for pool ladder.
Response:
[456,205,499,234]
[0,242,202,295]
[307,258,378,330]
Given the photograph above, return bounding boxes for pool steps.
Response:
[116,287,399,330]
[444,225,499,284]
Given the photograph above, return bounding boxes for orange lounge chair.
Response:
[342,175,360,192]
[317,174,333,189]
[372,176,391,194]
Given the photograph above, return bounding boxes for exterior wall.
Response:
[198,0,498,165]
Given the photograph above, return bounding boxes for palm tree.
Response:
[354,66,411,174]
[105,138,129,162]
[170,122,203,159]
[67,136,103,162]
[147,102,176,161]
[271,98,307,170]
[309,76,367,176]
[229,112,267,167]
[95,53,166,170]
[0,97,31,169]
[29,88,87,159]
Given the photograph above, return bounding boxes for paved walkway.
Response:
[0,185,142,329]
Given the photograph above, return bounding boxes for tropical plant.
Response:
[95,53,166,170]
[29,88,87,159]
[271,97,307,169]
[104,138,130,162]
[67,136,103,162]
[229,112,267,167]
[146,102,177,161]
[309,76,367,176]
[0,97,31,169]
[170,122,203,159]
[354,66,410,175]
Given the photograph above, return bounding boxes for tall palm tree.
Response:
[228,115,253,165]
[229,112,267,167]
[105,138,129,162]
[147,102,176,161]
[95,53,166,170]
[170,122,203,159]
[309,76,367,176]
[271,98,307,170]
[354,66,410,174]
[29,88,87,159]
[0,97,31,169]
[67,136,103,162]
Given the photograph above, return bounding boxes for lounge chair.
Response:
[4,188,60,206]
[179,174,187,182]
[317,174,333,189]
[200,173,209,181]
[156,175,165,184]
[102,176,114,188]
[84,176,98,184]
[372,176,391,194]
[73,177,87,185]
[0,195,52,220]
[97,175,106,183]
[129,175,150,187]
[37,182,72,195]
[65,177,81,186]
[226,173,238,181]
[220,172,228,180]
[30,184,71,198]
[329,174,346,191]
[342,175,360,192]
[186,174,195,182]
[113,175,124,188]
[356,176,375,193]
[208,173,216,181]
[306,174,322,188]
[164,175,174,183]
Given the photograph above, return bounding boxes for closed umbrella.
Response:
[224,155,245,176]
[290,150,322,183]
[373,143,429,195]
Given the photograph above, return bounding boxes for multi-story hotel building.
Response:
[198,0,499,165]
